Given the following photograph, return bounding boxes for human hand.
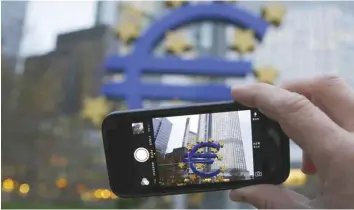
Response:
[229,76,354,208]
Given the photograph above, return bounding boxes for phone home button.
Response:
[134,148,149,163]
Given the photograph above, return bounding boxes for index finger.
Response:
[281,76,354,131]
[231,83,346,169]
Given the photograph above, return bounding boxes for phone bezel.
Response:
[102,100,290,198]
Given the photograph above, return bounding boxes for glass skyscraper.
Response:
[1,1,28,57]
[195,112,249,176]
[152,118,172,155]
[1,1,28,71]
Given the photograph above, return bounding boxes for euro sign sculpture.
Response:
[101,3,271,109]
[182,141,224,178]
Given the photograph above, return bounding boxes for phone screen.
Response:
[102,102,289,197]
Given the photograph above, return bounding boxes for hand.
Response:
[229,76,354,208]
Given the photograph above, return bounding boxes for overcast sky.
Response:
[166,114,199,153]
[21,1,96,56]
[165,110,253,174]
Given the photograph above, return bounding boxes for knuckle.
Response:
[279,93,312,117]
[248,82,272,106]
[318,75,345,87]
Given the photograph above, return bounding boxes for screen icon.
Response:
[134,147,149,162]
[132,122,144,135]
[141,178,150,186]
[255,171,262,177]
[252,111,259,121]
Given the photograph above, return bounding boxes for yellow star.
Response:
[121,5,144,20]
[211,148,218,153]
[81,97,111,127]
[186,144,193,151]
[219,142,224,148]
[217,155,223,161]
[230,29,255,54]
[196,139,202,144]
[115,21,141,44]
[190,174,197,181]
[254,66,279,84]
[216,175,224,182]
[196,148,204,153]
[202,178,212,183]
[165,0,188,8]
[220,166,227,173]
[195,163,205,170]
[178,162,186,168]
[261,4,286,27]
[164,30,192,56]
[207,138,214,142]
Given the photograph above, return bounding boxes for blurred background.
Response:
[1,0,354,209]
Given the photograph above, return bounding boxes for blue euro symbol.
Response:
[182,142,222,178]
[101,3,270,109]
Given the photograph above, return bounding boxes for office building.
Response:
[188,131,197,145]
[1,1,28,70]
[196,112,249,176]
[182,118,191,147]
[152,118,172,155]
[182,119,198,175]
[22,25,110,115]
[1,1,28,57]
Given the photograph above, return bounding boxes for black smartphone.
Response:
[102,101,290,198]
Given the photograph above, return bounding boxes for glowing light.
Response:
[101,189,111,199]
[19,183,30,194]
[94,189,103,199]
[284,169,307,186]
[81,192,91,201]
[56,178,68,189]
[2,178,15,192]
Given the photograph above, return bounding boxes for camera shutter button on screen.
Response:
[134,147,149,162]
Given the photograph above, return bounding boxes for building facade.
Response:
[22,25,110,116]
[182,118,191,148]
[195,112,249,176]
[1,1,28,70]
[152,118,172,155]
[188,131,197,145]
[1,1,28,57]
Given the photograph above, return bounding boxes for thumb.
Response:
[229,184,310,209]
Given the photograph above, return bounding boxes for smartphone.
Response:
[102,101,290,198]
